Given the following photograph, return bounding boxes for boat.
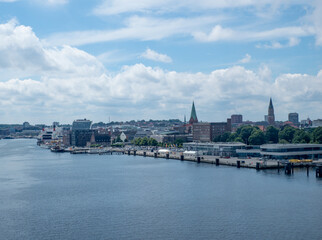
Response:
[50,146,65,152]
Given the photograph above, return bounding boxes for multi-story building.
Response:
[312,119,322,127]
[183,142,246,157]
[231,114,243,124]
[288,113,299,124]
[72,119,92,130]
[71,129,95,147]
[193,119,231,142]
[260,144,322,160]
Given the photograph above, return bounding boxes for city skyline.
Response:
[0,1,321,124]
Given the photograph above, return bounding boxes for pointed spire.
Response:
[268,97,275,125]
[269,97,273,108]
[189,101,198,124]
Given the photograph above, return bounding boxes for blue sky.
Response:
[0,0,321,124]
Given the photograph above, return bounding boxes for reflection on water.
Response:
[0,139,322,240]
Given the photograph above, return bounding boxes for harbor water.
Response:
[1,139,322,240]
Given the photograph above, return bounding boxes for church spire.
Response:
[189,101,198,124]
[267,97,275,125]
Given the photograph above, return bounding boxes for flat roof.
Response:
[261,144,322,149]
[184,142,246,146]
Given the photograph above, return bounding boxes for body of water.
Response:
[1,139,322,240]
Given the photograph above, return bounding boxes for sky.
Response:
[0,0,321,125]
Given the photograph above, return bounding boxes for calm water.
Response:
[1,139,322,240]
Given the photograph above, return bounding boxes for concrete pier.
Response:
[124,149,287,169]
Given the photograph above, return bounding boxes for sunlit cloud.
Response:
[141,48,172,63]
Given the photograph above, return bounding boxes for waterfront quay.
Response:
[121,149,322,170]
[50,146,322,171]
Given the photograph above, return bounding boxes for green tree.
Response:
[239,125,257,144]
[279,139,289,144]
[148,138,158,146]
[265,126,279,143]
[140,137,149,146]
[174,138,184,146]
[220,132,231,142]
[312,127,322,143]
[248,130,266,145]
[279,125,297,143]
[133,137,143,146]
[227,132,238,142]
[292,130,311,143]
[234,137,244,143]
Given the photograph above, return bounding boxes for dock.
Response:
[124,149,283,169]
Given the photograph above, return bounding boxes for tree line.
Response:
[132,137,185,147]
[213,125,322,145]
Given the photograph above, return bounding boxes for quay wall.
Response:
[124,149,281,169]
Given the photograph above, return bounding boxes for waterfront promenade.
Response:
[113,149,322,170]
[125,149,280,169]
[59,146,322,170]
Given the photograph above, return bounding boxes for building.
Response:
[189,101,198,124]
[22,122,30,129]
[300,118,312,128]
[231,114,243,124]
[71,129,95,147]
[193,119,231,142]
[267,98,275,125]
[288,113,299,125]
[72,119,92,130]
[312,119,322,127]
[183,142,246,157]
[260,144,322,160]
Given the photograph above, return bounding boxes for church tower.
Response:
[189,101,198,124]
[267,98,275,125]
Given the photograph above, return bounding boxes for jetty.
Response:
[123,149,322,171]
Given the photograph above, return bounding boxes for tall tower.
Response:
[267,98,275,125]
[189,101,198,124]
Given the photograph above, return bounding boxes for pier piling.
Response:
[307,165,309,176]
[143,152,146,157]
[277,161,280,173]
[154,152,157,158]
[215,158,219,166]
[256,162,260,170]
[237,160,240,168]
[316,166,322,178]
[180,155,184,161]
[285,163,292,175]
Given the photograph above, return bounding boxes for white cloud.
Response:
[44,16,221,46]
[0,19,104,80]
[193,25,314,42]
[141,48,172,63]
[1,61,321,123]
[45,18,315,47]
[92,0,302,16]
[309,0,322,45]
[238,54,251,63]
[32,0,68,5]
[256,37,301,49]
[0,20,321,123]
[46,0,68,4]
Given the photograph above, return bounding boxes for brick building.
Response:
[193,119,231,142]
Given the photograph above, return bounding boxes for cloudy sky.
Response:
[0,0,321,124]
